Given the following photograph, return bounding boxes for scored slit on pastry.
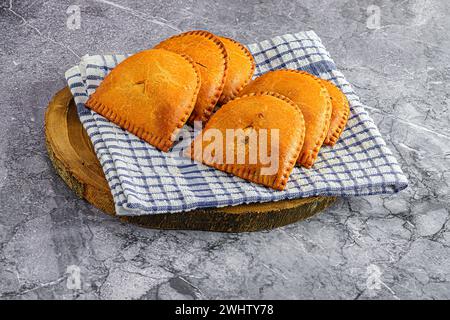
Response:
[189,92,305,191]
[217,36,255,104]
[239,70,332,168]
[85,48,201,152]
[155,30,228,124]
[318,78,350,146]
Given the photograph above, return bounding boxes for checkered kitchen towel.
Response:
[65,31,408,216]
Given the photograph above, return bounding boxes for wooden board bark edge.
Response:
[44,87,336,232]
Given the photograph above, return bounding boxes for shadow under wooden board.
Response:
[44,87,337,232]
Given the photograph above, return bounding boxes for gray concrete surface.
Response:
[0,0,449,299]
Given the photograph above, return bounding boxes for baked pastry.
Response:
[189,92,305,190]
[319,79,350,146]
[155,30,228,123]
[239,70,331,168]
[85,48,201,152]
[218,36,255,104]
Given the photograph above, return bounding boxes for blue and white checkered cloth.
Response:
[65,31,408,216]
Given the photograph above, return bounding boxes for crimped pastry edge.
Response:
[239,69,332,168]
[190,91,305,190]
[320,79,350,146]
[85,50,202,152]
[155,30,229,124]
[217,36,256,105]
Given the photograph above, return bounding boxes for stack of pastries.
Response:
[86,30,349,191]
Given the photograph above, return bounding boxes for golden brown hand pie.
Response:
[155,30,228,123]
[189,92,305,191]
[319,79,350,146]
[239,70,332,168]
[217,36,255,104]
[85,48,201,152]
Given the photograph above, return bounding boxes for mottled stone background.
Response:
[0,0,449,300]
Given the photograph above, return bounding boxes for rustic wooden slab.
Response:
[44,87,336,232]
